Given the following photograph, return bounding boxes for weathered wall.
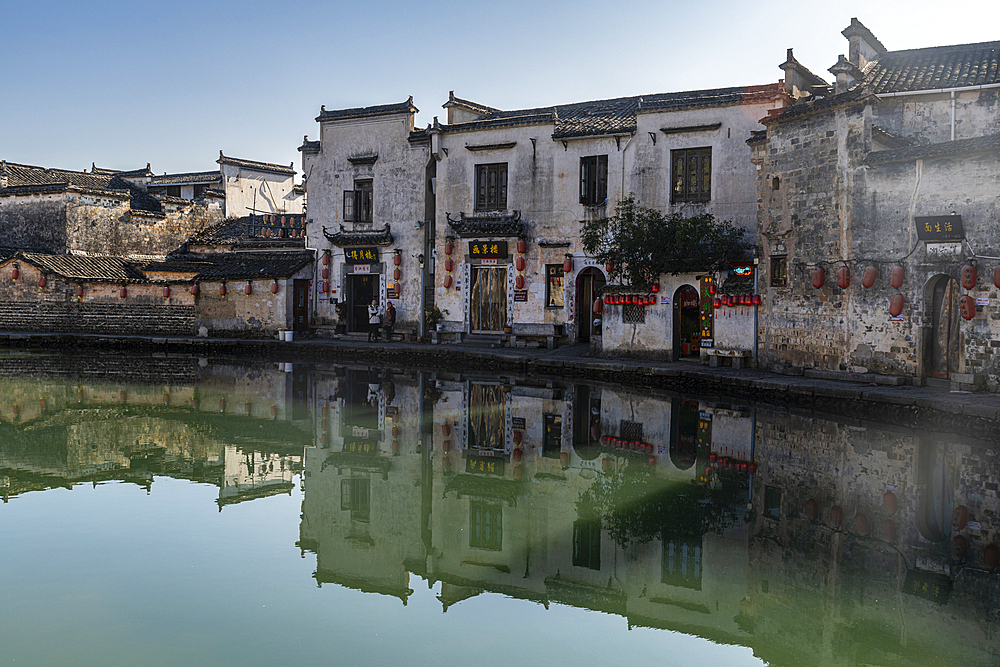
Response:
[221,164,303,216]
[0,192,75,252]
[193,276,302,338]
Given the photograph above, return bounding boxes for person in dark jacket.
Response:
[383,301,397,341]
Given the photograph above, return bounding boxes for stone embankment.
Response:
[1,331,997,441]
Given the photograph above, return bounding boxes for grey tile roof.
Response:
[317,97,419,123]
[441,85,784,140]
[148,171,221,185]
[2,161,119,191]
[865,40,1000,93]
[443,91,500,116]
[182,251,314,281]
[18,253,146,282]
[865,133,1000,164]
[323,223,394,247]
[445,211,525,238]
[298,138,321,153]
[217,153,295,176]
[763,86,872,125]
[187,215,307,249]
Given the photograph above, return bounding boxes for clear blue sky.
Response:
[2,0,997,177]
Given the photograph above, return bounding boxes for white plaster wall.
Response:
[221,164,302,216]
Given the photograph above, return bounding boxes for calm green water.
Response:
[1,355,997,666]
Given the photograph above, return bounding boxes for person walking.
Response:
[383,301,396,342]
[367,299,382,342]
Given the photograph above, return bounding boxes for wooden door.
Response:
[293,280,309,332]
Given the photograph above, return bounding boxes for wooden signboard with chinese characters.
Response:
[903,569,952,604]
[345,247,380,264]
[469,241,508,259]
[466,455,505,476]
[915,215,964,242]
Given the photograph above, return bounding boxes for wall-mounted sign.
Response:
[466,455,505,476]
[511,417,526,429]
[730,264,754,276]
[345,247,380,263]
[915,215,964,242]
[352,264,371,274]
[514,290,528,302]
[976,297,990,306]
[904,569,952,604]
[469,241,508,259]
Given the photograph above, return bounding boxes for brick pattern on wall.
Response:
[0,302,194,335]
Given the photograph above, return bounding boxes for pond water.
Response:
[1,354,997,666]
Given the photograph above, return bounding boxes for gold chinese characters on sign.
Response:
[469,241,508,259]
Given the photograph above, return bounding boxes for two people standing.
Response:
[367,300,397,342]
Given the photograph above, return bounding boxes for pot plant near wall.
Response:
[426,306,447,332]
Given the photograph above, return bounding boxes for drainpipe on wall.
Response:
[620,133,635,203]
[950,91,956,141]
[753,258,759,365]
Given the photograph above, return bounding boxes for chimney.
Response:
[0,161,7,189]
[829,55,863,94]
[842,18,886,70]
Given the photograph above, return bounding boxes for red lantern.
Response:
[445,257,453,272]
[862,266,877,288]
[512,448,523,463]
[245,282,253,296]
[162,285,170,298]
[513,430,522,445]
[393,253,402,266]
[442,423,451,437]
[443,275,452,289]
[593,297,603,314]
[322,253,329,266]
[960,295,975,320]
[442,439,452,452]
[393,267,401,281]
[804,499,819,520]
[563,256,573,273]
[119,286,128,299]
[961,263,977,290]
[516,256,525,272]
[889,294,904,317]
[752,294,761,305]
[952,506,969,531]
[444,241,453,256]
[517,239,526,254]
[391,424,400,438]
[708,284,716,294]
[391,439,400,455]
[811,267,825,289]
[38,275,46,288]
[516,274,525,289]
[11,266,19,281]
[890,265,904,289]
[837,265,851,289]
[560,451,570,467]
[995,266,1000,289]
[651,283,659,293]
[75,284,83,299]
[713,297,721,309]
[322,267,329,279]
[271,281,279,294]
[220,283,227,297]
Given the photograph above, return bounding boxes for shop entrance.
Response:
[348,273,377,333]
[928,275,960,378]
[672,284,701,358]
[576,267,607,341]
[470,266,507,333]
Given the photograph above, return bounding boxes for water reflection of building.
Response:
[298,367,427,603]
[218,446,298,508]
[744,410,1000,666]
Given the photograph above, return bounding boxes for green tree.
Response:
[581,195,751,286]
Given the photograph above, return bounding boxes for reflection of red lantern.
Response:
[962,264,977,290]
[891,265,904,289]
[805,499,819,520]
[559,451,569,467]
[563,256,573,273]
[812,267,825,288]
[392,440,400,455]
[862,266,877,288]
[837,266,851,289]
[443,275,452,289]
[831,505,844,527]
[883,519,896,542]
[889,294,904,317]
[517,239,526,254]
[883,491,898,514]
[855,513,870,536]
[512,448,523,463]
[960,295,975,320]
[513,430,522,445]
[442,423,451,437]
[952,535,968,561]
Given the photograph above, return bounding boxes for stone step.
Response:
[803,368,906,386]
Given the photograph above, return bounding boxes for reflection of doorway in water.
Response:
[576,268,607,342]
[672,284,701,358]
[348,274,377,333]
[572,384,602,459]
[669,398,699,469]
[927,275,960,379]
[916,438,953,542]
[469,384,505,451]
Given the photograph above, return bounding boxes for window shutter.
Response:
[580,158,589,204]
[343,190,355,222]
[597,155,608,202]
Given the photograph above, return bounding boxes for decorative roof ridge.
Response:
[443,91,500,115]
[323,223,394,247]
[865,132,1000,165]
[217,152,295,175]
[316,97,418,123]
[842,18,887,55]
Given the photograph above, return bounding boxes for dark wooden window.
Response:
[343,179,373,223]
[545,265,564,308]
[470,501,503,550]
[580,155,608,205]
[166,185,181,198]
[770,256,787,287]
[475,163,507,211]
[341,477,370,522]
[573,519,602,570]
[662,539,702,589]
[764,485,781,519]
[671,147,711,203]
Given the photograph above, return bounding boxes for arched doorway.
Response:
[926,275,961,378]
[672,284,701,358]
[576,267,606,342]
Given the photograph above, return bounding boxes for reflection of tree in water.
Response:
[577,462,747,546]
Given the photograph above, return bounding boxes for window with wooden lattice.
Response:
[620,420,643,442]
[623,303,645,323]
